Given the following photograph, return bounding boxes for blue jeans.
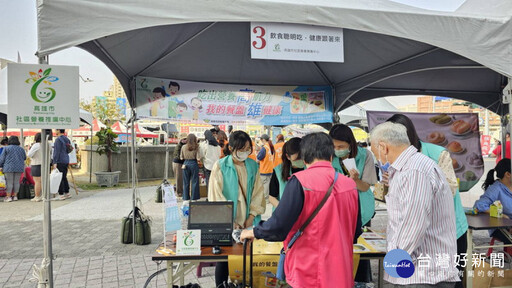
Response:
[182,160,200,200]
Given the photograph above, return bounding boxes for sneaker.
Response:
[31,196,42,202]
[12,196,18,201]
[64,193,72,199]
[58,195,67,200]
[4,197,12,202]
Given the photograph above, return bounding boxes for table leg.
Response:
[466,229,473,288]
[378,258,384,288]
[167,261,174,288]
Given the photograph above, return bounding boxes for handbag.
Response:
[18,177,32,199]
[155,179,170,203]
[121,207,152,245]
[276,172,339,281]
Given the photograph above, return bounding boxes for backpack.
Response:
[59,137,74,154]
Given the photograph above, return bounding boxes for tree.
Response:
[80,98,126,126]
[96,128,119,172]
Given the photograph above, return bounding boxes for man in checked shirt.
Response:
[370,122,459,287]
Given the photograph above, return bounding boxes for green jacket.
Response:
[333,146,375,226]
[421,141,468,238]
[218,155,261,225]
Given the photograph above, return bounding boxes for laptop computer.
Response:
[188,201,234,246]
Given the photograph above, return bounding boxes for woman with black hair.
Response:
[0,136,26,202]
[474,158,512,244]
[329,124,377,227]
[208,130,266,287]
[387,113,468,288]
[269,137,304,208]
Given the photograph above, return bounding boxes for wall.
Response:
[80,145,176,182]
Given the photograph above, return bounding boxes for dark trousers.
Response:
[182,160,199,200]
[57,163,69,194]
[455,232,468,288]
[215,262,229,287]
[204,168,211,192]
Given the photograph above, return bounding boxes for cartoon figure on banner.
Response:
[176,101,188,119]
[150,87,166,117]
[168,81,180,96]
[161,80,181,97]
[190,97,203,120]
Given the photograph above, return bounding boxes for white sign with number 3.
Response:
[250,22,344,63]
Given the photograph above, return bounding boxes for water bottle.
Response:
[181,201,189,217]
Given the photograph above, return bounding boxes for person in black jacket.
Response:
[172,133,187,196]
[53,129,71,200]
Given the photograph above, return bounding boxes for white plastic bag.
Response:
[49,169,62,194]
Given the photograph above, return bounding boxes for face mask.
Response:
[335,149,350,158]
[234,151,251,162]
[291,159,305,169]
[378,149,390,173]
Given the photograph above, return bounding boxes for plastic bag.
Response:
[0,171,5,189]
[49,169,62,194]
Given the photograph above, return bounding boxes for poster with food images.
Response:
[366,111,483,192]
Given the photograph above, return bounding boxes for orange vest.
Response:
[259,144,274,174]
[273,142,285,168]
[248,145,258,161]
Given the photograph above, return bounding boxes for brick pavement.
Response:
[0,159,497,287]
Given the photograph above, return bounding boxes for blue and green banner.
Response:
[135,77,333,125]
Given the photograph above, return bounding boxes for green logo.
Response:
[183,231,195,246]
[25,68,59,103]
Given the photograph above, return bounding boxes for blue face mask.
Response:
[378,149,390,173]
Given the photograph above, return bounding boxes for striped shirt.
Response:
[385,146,459,285]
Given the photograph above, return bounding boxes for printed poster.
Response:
[367,111,484,192]
[163,184,181,233]
[135,77,333,125]
[1,63,80,129]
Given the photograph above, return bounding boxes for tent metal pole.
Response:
[164,122,169,180]
[131,110,136,244]
[507,78,512,179]
[39,51,53,288]
[20,129,24,148]
[89,125,92,183]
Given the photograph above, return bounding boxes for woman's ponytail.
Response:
[482,169,496,191]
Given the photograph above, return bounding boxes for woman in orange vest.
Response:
[273,134,285,168]
[257,134,275,199]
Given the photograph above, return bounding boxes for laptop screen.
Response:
[189,202,233,225]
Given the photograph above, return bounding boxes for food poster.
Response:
[367,111,484,192]
[135,77,333,125]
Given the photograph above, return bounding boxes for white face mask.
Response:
[234,151,251,162]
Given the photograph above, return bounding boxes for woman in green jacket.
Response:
[269,137,304,208]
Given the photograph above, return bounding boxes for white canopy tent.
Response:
[36,1,512,286]
[37,0,512,116]
[338,98,398,126]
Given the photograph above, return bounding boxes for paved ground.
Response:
[0,158,498,287]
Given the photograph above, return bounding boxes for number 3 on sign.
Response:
[252,26,266,49]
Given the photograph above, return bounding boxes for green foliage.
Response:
[80,98,126,126]
[96,128,119,172]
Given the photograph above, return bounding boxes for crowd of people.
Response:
[0,129,72,202]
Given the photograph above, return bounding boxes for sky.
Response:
[0,0,418,110]
[0,0,113,102]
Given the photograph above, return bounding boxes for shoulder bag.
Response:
[276,172,339,281]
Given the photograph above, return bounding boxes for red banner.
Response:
[481,135,492,156]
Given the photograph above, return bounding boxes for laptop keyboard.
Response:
[202,233,232,245]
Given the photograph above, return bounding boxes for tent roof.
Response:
[37,0,512,117]
[339,98,398,125]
